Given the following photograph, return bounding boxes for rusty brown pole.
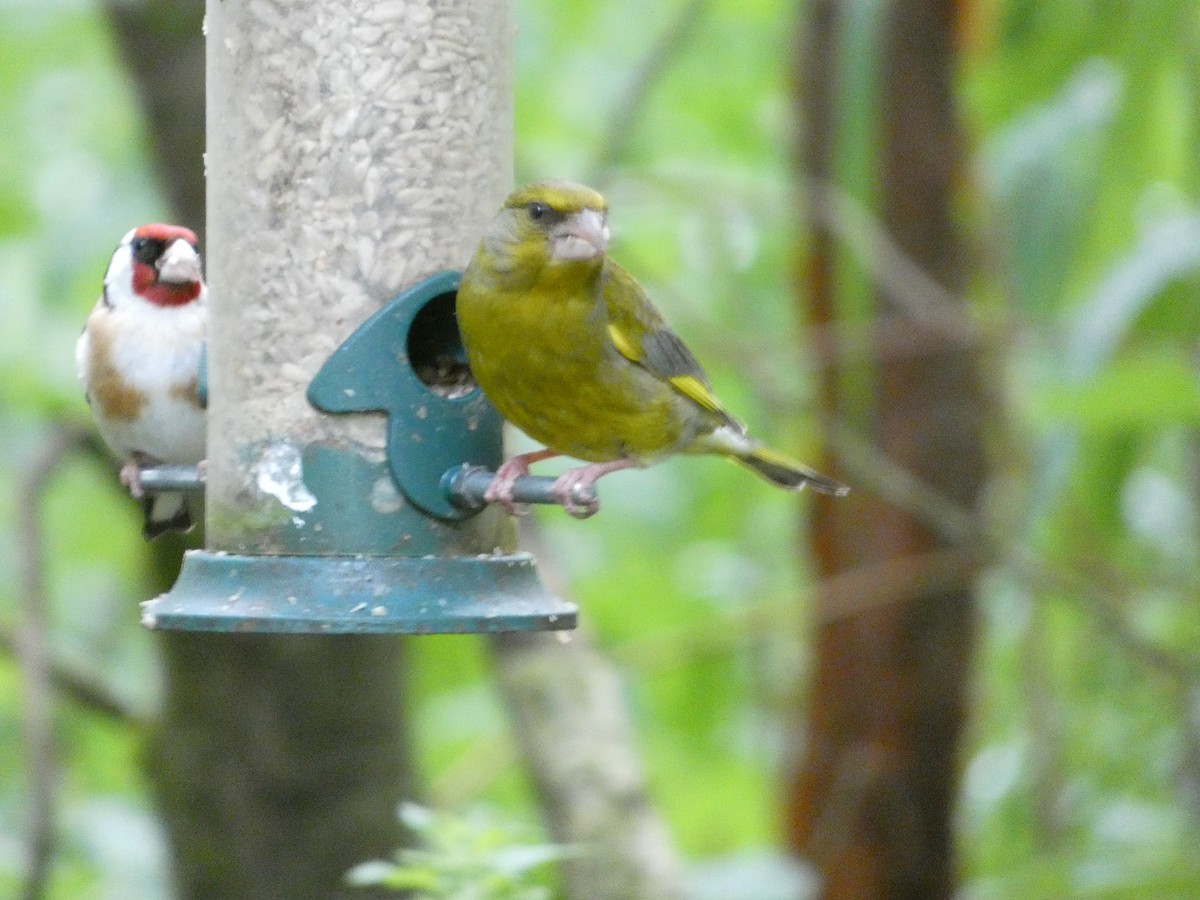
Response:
[787,0,985,897]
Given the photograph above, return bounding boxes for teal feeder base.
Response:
[143,272,581,636]
[142,551,577,634]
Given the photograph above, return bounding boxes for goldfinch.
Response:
[76,224,207,538]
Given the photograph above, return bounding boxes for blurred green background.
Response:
[3,0,1200,897]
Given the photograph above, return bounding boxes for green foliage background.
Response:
[2,0,1199,897]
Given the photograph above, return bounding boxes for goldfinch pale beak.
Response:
[551,208,610,261]
[156,238,202,284]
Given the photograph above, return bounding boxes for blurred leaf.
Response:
[399,800,438,833]
[1065,213,1200,379]
[348,804,567,897]
[1033,351,1200,430]
[983,58,1122,313]
[63,798,170,900]
[685,851,819,900]
[346,860,440,891]
[490,845,573,878]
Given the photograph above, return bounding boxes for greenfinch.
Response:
[456,180,848,518]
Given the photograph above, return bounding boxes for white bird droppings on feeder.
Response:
[253,443,318,513]
[370,477,405,514]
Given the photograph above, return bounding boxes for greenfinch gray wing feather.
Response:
[602,263,741,430]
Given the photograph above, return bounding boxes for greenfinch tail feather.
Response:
[734,445,850,496]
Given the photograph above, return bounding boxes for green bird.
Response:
[456,180,848,518]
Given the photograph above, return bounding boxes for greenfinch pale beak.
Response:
[156,238,203,284]
[551,208,609,261]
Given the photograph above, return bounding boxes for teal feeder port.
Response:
[306,270,499,522]
[141,272,579,634]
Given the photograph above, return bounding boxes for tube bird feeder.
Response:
[142,0,576,633]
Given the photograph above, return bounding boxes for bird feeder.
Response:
[141,0,576,633]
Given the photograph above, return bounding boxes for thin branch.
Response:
[102,0,206,243]
[644,167,1196,691]
[1022,600,1069,848]
[15,423,95,900]
[826,419,980,543]
[588,0,712,186]
[1,423,143,725]
[801,175,1195,687]
[489,630,685,900]
[0,629,144,725]
[489,521,685,900]
[814,547,981,621]
[823,417,1200,689]
[806,177,983,347]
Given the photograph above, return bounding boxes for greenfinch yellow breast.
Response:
[456,180,848,518]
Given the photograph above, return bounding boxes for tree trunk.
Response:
[107,6,677,899]
[148,636,414,900]
[105,0,207,248]
[787,1,984,897]
[106,5,413,897]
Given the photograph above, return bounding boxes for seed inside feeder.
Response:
[407,290,478,399]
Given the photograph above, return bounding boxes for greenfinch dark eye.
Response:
[527,201,550,221]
